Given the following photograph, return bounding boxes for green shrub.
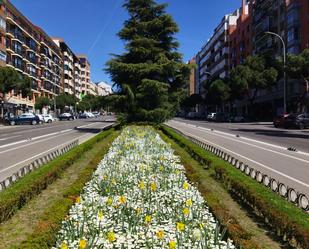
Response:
[0,128,114,224]
[19,131,119,248]
[160,125,309,249]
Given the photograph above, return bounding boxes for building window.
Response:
[0,50,6,62]
[0,16,5,30]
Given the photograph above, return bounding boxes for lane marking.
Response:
[0,123,112,174]
[169,124,309,189]
[0,135,22,141]
[0,129,73,150]
[171,121,309,161]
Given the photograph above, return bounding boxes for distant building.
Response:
[96,81,113,96]
[187,57,196,96]
[78,55,92,96]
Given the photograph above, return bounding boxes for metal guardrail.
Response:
[0,139,79,192]
[169,127,309,211]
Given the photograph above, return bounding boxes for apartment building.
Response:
[78,55,93,96]
[229,0,252,69]
[53,38,75,96]
[74,55,82,100]
[196,11,239,96]
[188,57,196,96]
[0,0,63,114]
[96,81,113,96]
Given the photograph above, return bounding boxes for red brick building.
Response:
[229,0,252,69]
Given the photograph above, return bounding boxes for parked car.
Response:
[283,113,309,129]
[207,113,216,121]
[59,113,74,121]
[92,111,100,117]
[215,113,227,122]
[7,113,41,126]
[273,114,289,128]
[79,112,90,119]
[42,114,55,123]
[36,114,44,124]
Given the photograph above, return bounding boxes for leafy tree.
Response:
[0,67,33,118]
[106,0,190,123]
[56,94,78,111]
[207,79,231,107]
[230,56,278,108]
[286,49,309,112]
[35,96,51,110]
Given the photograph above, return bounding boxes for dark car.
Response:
[8,113,41,126]
[284,113,309,129]
[273,114,289,128]
[59,113,74,121]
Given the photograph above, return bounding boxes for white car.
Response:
[86,112,95,118]
[42,114,55,123]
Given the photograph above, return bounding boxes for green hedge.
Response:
[160,125,309,249]
[19,131,119,249]
[158,129,260,249]
[0,127,114,224]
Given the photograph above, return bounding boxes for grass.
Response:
[160,125,309,249]
[0,129,120,249]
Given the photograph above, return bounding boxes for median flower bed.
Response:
[54,127,234,248]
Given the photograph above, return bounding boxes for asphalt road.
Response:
[167,119,309,196]
[173,118,309,152]
[0,116,115,182]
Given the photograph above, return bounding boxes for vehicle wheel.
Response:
[299,123,305,130]
[32,120,37,125]
[48,119,52,123]
[10,121,15,126]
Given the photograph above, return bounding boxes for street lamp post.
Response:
[264,31,287,114]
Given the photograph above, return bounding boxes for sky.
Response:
[10,0,241,86]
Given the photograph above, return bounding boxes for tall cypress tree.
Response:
[106,0,190,123]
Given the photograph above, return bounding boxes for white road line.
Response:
[0,130,76,154]
[171,121,309,162]
[0,124,111,174]
[0,129,73,150]
[170,125,309,189]
[0,135,22,141]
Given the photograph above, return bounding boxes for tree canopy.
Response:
[106,0,190,123]
[230,55,278,103]
[0,67,32,99]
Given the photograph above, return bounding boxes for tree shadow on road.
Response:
[234,129,309,139]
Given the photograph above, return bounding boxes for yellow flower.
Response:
[199,223,204,229]
[111,178,117,185]
[98,210,103,220]
[79,239,87,249]
[185,199,193,207]
[118,195,126,204]
[145,215,152,224]
[183,208,190,216]
[159,165,164,171]
[156,230,165,240]
[106,197,113,206]
[183,182,189,190]
[176,222,185,232]
[136,207,141,214]
[102,175,107,180]
[169,240,177,249]
[150,182,157,191]
[138,181,145,190]
[60,242,68,249]
[107,231,116,243]
[76,197,81,204]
